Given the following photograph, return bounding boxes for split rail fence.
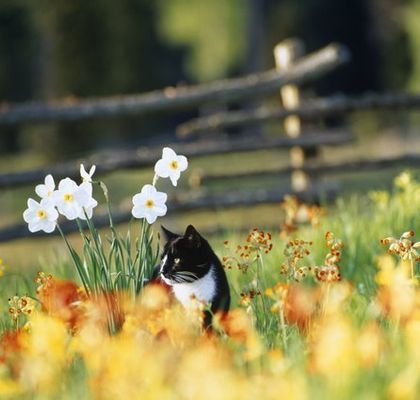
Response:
[0,39,419,242]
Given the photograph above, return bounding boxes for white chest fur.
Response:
[172,266,216,308]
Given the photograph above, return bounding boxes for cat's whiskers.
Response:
[173,271,198,283]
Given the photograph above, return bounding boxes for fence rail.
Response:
[196,154,420,185]
[0,130,353,189]
[177,92,420,137]
[0,44,349,126]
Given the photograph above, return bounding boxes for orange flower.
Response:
[37,278,84,330]
[284,284,319,331]
[0,329,26,378]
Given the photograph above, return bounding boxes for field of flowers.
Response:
[0,148,418,400]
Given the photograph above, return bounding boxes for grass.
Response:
[0,170,418,399]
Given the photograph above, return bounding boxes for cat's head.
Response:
[159,225,212,285]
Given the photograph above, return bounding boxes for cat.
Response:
[157,224,230,328]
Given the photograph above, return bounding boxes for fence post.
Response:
[274,38,311,192]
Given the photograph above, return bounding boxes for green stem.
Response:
[279,306,288,351]
[57,223,90,294]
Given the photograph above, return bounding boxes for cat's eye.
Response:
[174,258,181,264]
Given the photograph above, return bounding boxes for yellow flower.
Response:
[310,315,357,377]
[356,322,382,368]
[394,171,412,190]
[387,364,419,400]
[0,258,6,278]
[19,314,69,393]
[375,254,398,286]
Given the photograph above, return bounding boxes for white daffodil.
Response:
[23,198,58,233]
[132,184,167,224]
[78,182,98,220]
[80,164,96,183]
[53,178,97,220]
[154,147,188,186]
[35,174,55,204]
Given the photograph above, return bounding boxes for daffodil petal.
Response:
[144,210,157,224]
[27,198,39,209]
[45,174,55,190]
[43,221,56,233]
[132,205,147,219]
[162,147,177,160]
[23,209,36,223]
[154,159,170,178]
[58,178,78,193]
[153,204,167,217]
[154,192,168,204]
[141,184,157,196]
[177,155,188,171]
[28,220,43,233]
[132,193,147,205]
[35,184,48,198]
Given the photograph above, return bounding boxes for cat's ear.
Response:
[161,226,179,242]
[185,225,201,248]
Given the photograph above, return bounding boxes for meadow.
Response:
[0,163,418,399]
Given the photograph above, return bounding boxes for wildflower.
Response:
[8,295,35,321]
[265,282,288,313]
[0,258,6,278]
[280,238,312,281]
[34,271,54,294]
[313,232,343,283]
[20,314,68,392]
[80,164,96,183]
[310,314,357,376]
[23,198,58,233]
[314,265,341,283]
[380,230,420,262]
[132,184,167,224]
[356,322,382,368]
[245,228,273,254]
[222,228,273,273]
[53,178,97,220]
[375,255,416,323]
[369,190,389,210]
[239,288,261,307]
[283,284,318,330]
[280,195,325,238]
[394,170,412,189]
[35,174,55,204]
[387,364,418,400]
[36,277,83,329]
[154,147,188,186]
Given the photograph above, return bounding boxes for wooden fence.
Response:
[0,39,419,242]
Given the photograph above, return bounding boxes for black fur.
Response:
[159,225,230,327]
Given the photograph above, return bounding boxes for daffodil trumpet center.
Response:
[145,199,155,208]
[37,210,46,219]
[63,193,73,202]
[170,160,178,170]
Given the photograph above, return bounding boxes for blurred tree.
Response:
[32,0,185,96]
[402,0,420,90]
[25,0,186,158]
[156,0,247,82]
[0,1,37,153]
[368,0,412,91]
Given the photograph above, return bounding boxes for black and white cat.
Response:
[158,225,230,327]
